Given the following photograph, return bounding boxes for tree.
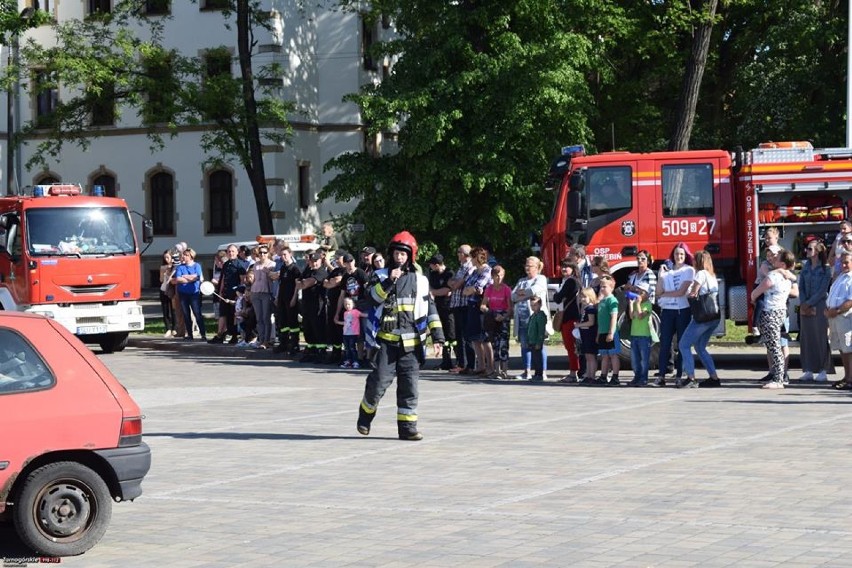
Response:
[16,0,294,234]
[668,0,719,150]
[321,0,629,263]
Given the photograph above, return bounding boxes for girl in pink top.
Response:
[335,297,363,368]
[482,265,513,379]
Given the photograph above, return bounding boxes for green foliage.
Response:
[322,0,608,262]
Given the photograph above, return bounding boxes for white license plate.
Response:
[76,325,108,335]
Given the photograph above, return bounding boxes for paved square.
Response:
[4,345,850,567]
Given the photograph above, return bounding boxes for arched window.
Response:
[150,172,175,236]
[92,173,116,197]
[207,170,233,234]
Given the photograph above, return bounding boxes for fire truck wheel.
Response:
[617,311,661,369]
[99,332,129,354]
[12,461,113,557]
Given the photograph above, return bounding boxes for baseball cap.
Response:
[342,253,355,263]
[308,252,322,261]
[427,253,444,265]
[362,246,376,255]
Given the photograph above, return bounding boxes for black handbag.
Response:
[690,291,720,323]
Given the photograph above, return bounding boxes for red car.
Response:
[0,312,150,556]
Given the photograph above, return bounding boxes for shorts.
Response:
[829,315,852,353]
[597,331,621,355]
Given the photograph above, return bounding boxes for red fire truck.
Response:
[0,184,153,353]
[541,141,852,343]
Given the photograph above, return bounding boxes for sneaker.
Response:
[758,374,772,383]
[163,330,173,338]
[594,376,608,386]
[608,376,621,387]
[529,375,544,383]
[648,378,666,388]
[815,371,828,382]
[339,361,352,368]
[228,336,239,345]
[580,376,596,385]
[352,361,361,369]
[799,371,814,382]
[762,380,785,389]
[236,341,250,348]
[207,335,224,344]
[782,372,790,385]
[698,377,722,388]
[514,371,530,381]
[541,373,549,382]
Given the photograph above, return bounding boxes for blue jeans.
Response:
[630,336,651,383]
[659,307,691,377]
[678,319,718,377]
[518,322,547,372]
[178,291,205,340]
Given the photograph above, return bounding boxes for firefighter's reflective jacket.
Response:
[364,267,444,352]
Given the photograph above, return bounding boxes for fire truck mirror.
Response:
[142,218,154,244]
[568,190,585,221]
[569,170,584,193]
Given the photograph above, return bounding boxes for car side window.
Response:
[0,328,55,394]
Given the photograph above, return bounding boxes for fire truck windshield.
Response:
[26,207,136,256]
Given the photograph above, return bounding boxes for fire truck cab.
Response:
[0,184,153,353]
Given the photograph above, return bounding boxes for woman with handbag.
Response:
[751,248,797,389]
[553,260,581,382]
[677,250,721,388]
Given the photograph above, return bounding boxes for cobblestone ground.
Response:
[2,342,850,567]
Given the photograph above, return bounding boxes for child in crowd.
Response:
[576,287,599,384]
[482,264,513,379]
[627,286,653,387]
[235,287,257,347]
[335,297,363,369]
[526,295,547,382]
[596,275,621,386]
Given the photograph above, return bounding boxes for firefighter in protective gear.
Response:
[357,231,444,441]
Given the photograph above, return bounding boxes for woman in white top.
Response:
[751,248,796,388]
[652,243,695,386]
[512,256,549,380]
[247,245,277,348]
[677,250,721,388]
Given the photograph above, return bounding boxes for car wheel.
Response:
[13,461,113,557]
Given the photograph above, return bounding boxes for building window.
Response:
[33,71,58,128]
[662,164,715,217]
[298,163,310,210]
[208,170,233,234]
[150,172,175,236]
[88,0,111,16]
[34,174,59,185]
[144,0,170,15]
[143,54,175,124]
[90,82,114,126]
[92,173,116,197]
[202,48,233,121]
[361,16,378,71]
[202,0,229,10]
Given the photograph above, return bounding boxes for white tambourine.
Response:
[200,281,216,296]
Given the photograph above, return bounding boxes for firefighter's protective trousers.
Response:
[361,340,420,422]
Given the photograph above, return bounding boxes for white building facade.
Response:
[3,0,391,285]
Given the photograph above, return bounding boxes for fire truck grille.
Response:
[62,285,115,295]
[76,316,107,325]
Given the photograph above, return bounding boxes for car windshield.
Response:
[26,207,136,256]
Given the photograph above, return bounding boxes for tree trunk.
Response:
[669,0,719,151]
[237,0,274,235]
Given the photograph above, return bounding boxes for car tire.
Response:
[99,332,129,354]
[13,461,113,557]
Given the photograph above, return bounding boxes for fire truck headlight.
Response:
[127,306,142,316]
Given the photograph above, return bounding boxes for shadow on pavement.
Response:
[144,432,394,441]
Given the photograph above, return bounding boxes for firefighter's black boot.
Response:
[397,420,423,441]
[357,404,375,436]
[439,348,453,371]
